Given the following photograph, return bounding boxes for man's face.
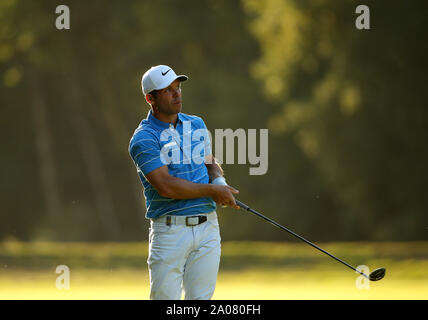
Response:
[149,79,182,115]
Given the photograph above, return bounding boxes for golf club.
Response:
[235,199,386,281]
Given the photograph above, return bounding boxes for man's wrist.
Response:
[211,176,227,186]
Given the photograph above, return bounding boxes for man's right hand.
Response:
[210,185,240,209]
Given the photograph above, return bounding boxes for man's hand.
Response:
[210,185,240,209]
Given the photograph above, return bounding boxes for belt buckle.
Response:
[186,216,199,226]
[185,216,207,226]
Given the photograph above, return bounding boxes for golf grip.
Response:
[235,199,369,279]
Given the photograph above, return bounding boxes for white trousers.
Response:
[147,212,221,300]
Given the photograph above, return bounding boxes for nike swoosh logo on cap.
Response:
[161,69,171,76]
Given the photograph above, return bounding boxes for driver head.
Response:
[369,267,386,281]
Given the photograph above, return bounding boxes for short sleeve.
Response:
[196,117,212,157]
[129,135,165,175]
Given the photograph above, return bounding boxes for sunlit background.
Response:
[0,0,427,299]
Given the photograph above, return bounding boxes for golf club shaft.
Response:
[235,200,369,279]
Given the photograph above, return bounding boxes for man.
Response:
[129,65,239,300]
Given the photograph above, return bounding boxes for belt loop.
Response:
[166,216,171,226]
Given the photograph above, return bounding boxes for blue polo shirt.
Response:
[129,110,216,219]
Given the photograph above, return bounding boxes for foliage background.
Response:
[1,0,427,242]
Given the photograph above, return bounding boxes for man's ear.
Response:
[145,94,153,105]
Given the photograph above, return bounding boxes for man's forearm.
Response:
[158,174,238,208]
[206,158,224,182]
[158,175,215,200]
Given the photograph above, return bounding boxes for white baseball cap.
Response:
[141,65,188,95]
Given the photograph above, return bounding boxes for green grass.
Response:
[0,241,427,299]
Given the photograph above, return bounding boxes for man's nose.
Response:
[173,87,181,97]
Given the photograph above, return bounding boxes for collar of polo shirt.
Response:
[146,110,185,130]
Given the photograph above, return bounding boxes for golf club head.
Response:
[369,267,386,281]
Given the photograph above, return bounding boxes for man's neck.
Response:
[152,109,178,126]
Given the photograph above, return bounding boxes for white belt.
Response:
[152,211,217,226]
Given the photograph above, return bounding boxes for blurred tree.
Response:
[0,0,269,241]
[1,0,426,242]
[242,0,428,240]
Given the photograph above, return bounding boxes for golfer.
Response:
[129,65,239,300]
